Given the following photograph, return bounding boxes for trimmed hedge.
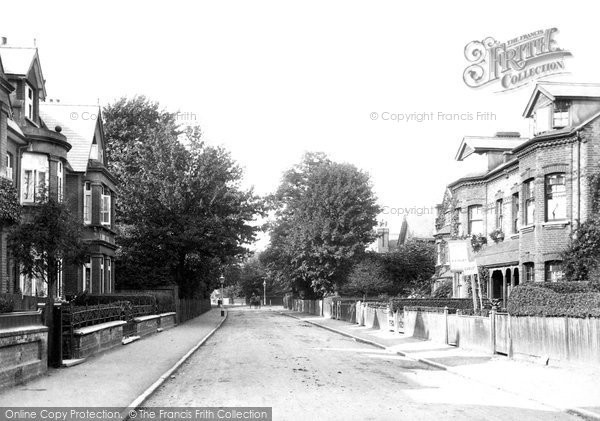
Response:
[72,293,157,308]
[507,283,600,318]
[389,298,473,313]
[526,281,600,294]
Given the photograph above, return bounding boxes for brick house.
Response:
[434,82,600,307]
[0,39,117,298]
[40,104,117,296]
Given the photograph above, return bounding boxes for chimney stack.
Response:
[1,37,7,46]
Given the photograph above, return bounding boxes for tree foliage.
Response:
[0,178,20,226]
[263,153,380,297]
[380,240,436,297]
[343,255,391,300]
[563,173,600,283]
[103,96,265,297]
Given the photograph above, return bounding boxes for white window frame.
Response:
[25,83,34,120]
[100,187,111,226]
[468,205,483,235]
[21,153,49,203]
[83,182,92,224]
[99,259,105,293]
[5,152,13,180]
[57,161,64,202]
[83,258,92,292]
[106,258,112,293]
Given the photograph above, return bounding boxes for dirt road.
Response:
[144,307,576,421]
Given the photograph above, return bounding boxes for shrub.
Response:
[433,279,453,298]
[389,298,472,313]
[0,297,15,313]
[507,283,600,318]
[72,293,157,308]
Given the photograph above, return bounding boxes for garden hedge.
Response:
[389,298,473,313]
[507,283,600,318]
[72,293,157,308]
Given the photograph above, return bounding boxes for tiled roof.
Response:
[475,239,519,267]
[455,135,527,161]
[523,82,600,117]
[39,103,100,172]
[0,47,37,75]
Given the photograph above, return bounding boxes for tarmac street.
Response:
[144,307,577,421]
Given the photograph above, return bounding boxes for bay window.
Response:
[468,205,483,235]
[524,262,535,282]
[21,153,49,203]
[524,179,535,225]
[100,186,111,226]
[83,182,92,224]
[5,152,13,179]
[495,199,503,230]
[545,173,566,221]
[512,193,519,233]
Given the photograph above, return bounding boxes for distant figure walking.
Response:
[250,293,261,309]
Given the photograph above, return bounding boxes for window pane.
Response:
[546,174,566,220]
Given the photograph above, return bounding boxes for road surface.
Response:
[144,307,577,421]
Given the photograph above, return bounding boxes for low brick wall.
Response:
[72,320,126,359]
[159,312,176,330]
[134,315,160,337]
[0,311,48,390]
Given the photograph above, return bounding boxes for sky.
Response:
[2,0,596,249]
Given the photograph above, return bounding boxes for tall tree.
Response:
[265,153,380,297]
[103,97,265,297]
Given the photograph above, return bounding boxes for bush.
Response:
[389,298,472,313]
[72,293,157,308]
[433,279,453,298]
[0,297,15,313]
[507,283,600,318]
[528,281,600,294]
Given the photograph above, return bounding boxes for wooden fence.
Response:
[405,307,600,366]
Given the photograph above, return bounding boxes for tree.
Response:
[103,97,265,297]
[8,196,87,358]
[562,173,600,283]
[343,256,391,300]
[264,153,380,297]
[381,240,436,297]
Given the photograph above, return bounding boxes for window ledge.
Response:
[520,225,535,234]
[509,233,520,240]
[24,116,39,128]
[542,220,570,228]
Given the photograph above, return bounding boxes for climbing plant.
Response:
[562,172,600,283]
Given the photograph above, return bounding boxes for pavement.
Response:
[279,309,600,421]
[0,308,227,410]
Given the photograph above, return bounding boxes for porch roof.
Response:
[475,239,519,268]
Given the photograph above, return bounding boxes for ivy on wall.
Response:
[562,172,600,283]
[0,178,20,226]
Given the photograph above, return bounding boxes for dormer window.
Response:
[25,83,34,120]
[552,101,569,129]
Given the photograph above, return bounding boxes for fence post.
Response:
[490,306,497,355]
[508,313,513,358]
[443,306,449,345]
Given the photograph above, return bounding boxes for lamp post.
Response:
[263,279,267,307]
[219,275,225,317]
